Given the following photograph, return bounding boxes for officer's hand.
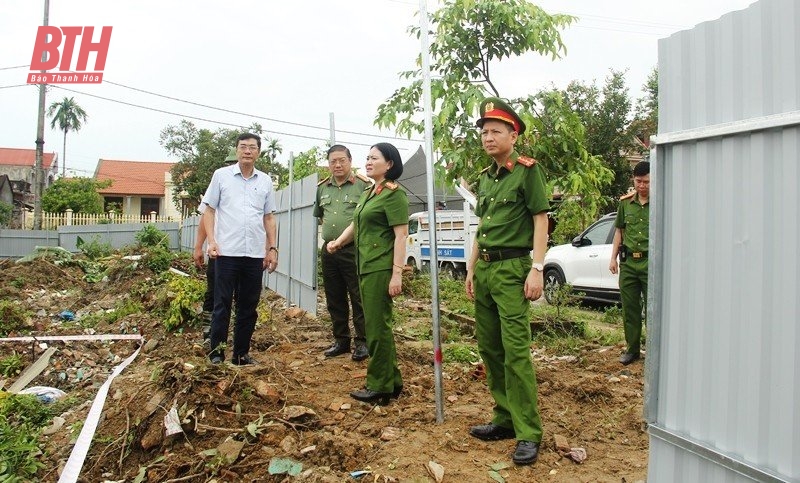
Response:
[524,269,544,301]
[609,259,618,275]
[388,272,402,297]
[326,240,339,254]
[207,241,220,259]
[193,246,204,268]
[465,271,475,300]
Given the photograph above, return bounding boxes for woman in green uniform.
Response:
[327,142,409,405]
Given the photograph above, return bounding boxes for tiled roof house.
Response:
[94,159,180,218]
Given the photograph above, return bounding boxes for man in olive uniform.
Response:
[609,161,650,365]
[465,97,549,466]
[314,145,371,361]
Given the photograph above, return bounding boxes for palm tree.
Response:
[47,97,88,177]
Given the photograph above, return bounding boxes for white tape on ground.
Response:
[58,343,142,483]
[0,334,143,342]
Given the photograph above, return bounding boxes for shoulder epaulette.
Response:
[355,173,372,184]
[517,156,538,167]
[619,191,635,201]
[317,176,330,186]
[384,181,398,191]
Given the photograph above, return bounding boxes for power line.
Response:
[0,65,29,71]
[48,85,381,148]
[0,84,32,89]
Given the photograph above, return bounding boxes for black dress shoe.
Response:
[352,344,369,361]
[619,352,641,365]
[232,354,257,366]
[210,355,223,365]
[469,423,516,441]
[512,441,540,465]
[324,341,350,358]
[350,388,392,406]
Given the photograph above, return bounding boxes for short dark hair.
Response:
[237,133,261,150]
[633,161,650,177]
[327,144,351,160]
[372,142,403,180]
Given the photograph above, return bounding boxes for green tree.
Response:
[47,96,88,177]
[629,67,658,148]
[160,121,286,210]
[375,0,612,213]
[559,69,639,209]
[41,177,111,214]
[282,146,329,189]
[0,201,12,227]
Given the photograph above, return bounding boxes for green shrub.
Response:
[76,235,113,260]
[0,353,22,378]
[0,394,53,480]
[145,246,173,273]
[444,343,480,364]
[164,275,206,331]
[602,305,624,325]
[0,201,12,227]
[135,224,170,249]
[0,301,29,337]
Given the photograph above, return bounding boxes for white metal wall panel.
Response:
[264,174,319,316]
[648,0,800,481]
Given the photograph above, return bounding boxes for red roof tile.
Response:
[0,147,57,169]
[95,159,175,197]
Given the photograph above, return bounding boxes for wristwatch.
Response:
[531,262,544,272]
[269,246,279,255]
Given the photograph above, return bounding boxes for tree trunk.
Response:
[62,129,67,177]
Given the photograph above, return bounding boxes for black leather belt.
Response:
[479,248,530,262]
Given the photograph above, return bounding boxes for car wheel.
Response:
[544,268,564,304]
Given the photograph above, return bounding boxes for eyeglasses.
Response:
[329,158,350,166]
[237,144,259,151]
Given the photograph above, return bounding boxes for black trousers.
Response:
[209,256,263,360]
[202,258,216,313]
[321,243,366,345]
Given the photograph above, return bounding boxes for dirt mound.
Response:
[0,258,648,482]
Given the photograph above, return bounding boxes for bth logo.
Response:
[27,26,112,84]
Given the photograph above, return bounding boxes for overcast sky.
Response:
[1,0,755,177]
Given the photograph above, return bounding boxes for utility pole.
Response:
[328,112,335,145]
[33,0,51,230]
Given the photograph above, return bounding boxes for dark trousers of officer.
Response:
[620,256,648,355]
[321,244,366,347]
[474,256,543,443]
[359,269,402,393]
[209,256,263,360]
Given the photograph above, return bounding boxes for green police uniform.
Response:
[314,174,371,347]
[474,150,549,443]
[615,192,649,355]
[352,180,408,393]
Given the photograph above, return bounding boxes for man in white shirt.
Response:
[202,133,278,365]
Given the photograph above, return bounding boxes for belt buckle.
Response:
[481,252,490,262]
[632,252,642,259]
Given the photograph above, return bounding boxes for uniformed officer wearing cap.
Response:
[609,161,650,365]
[465,97,549,466]
[314,145,371,362]
[194,148,240,345]
[327,142,409,406]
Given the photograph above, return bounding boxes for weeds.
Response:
[163,274,205,331]
[0,353,23,378]
[135,224,170,249]
[444,343,480,364]
[0,300,29,337]
[0,394,52,480]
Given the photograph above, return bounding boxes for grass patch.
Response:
[0,393,53,480]
[0,300,29,337]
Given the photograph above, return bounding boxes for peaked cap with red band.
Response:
[475,97,526,135]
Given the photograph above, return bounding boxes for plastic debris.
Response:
[164,405,183,436]
[59,310,76,321]
[350,470,372,479]
[19,386,67,404]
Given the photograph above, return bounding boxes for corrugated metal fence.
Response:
[647,0,799,481]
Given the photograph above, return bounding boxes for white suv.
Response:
[543,213,619,304]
